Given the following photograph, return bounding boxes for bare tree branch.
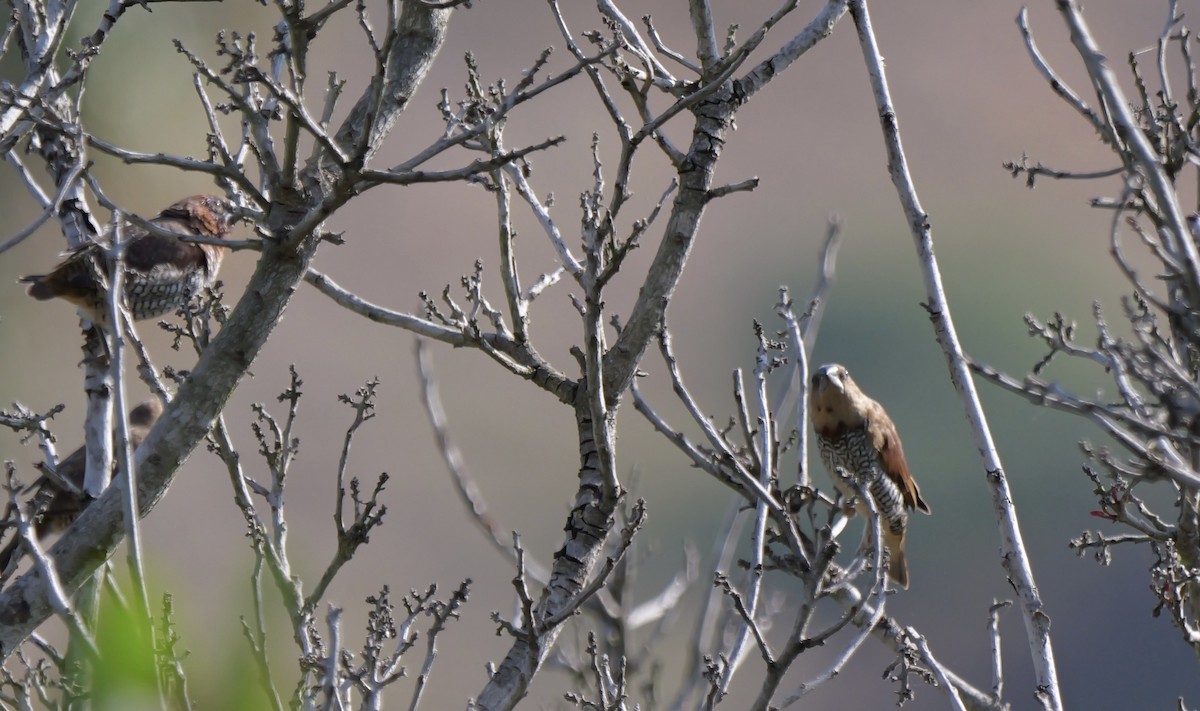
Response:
[848,0,1062,706]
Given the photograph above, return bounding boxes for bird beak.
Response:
[813,365,843,394]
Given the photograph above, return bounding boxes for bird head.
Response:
[170,194,238,238]
[129,398,164,428]
[160,194,240,277]
[812,363,849,395]
[810,363,869,431]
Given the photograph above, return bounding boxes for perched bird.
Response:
[0,399,164,575]
[810,364,930,588]
[20,195,235,320]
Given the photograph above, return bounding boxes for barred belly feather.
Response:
[125,265,207,319]
[818,427,907,534]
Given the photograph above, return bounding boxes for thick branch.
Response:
[601,86,735,398]
[473,396,622,709]
[0,1,454,657]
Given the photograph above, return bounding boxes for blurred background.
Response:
[0,0,1194,708]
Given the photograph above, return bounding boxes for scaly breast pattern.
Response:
[817,425,908,536]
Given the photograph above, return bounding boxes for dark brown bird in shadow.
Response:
[0,399,164,576]
[20,195,235,321]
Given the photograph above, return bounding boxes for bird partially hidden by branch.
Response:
[811,363,930,588]
[20,195,235,321]
[0,399,163,577]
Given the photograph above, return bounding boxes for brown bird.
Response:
[20,195,235,320]
[810,364,930,588]
[0,399,163,575]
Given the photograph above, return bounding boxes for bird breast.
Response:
[817,426,908,535]
[123,258,211,320]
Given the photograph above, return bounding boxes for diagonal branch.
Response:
[848,0,1062,707]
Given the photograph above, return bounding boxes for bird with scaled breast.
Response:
[20,195,235,321]
[0,399,164,576]
[810,363,930,588]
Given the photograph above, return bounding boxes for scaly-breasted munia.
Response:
[810,363,930,588]
[0,399,163,574]
[20,195,234,320]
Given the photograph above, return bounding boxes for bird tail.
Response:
[0,485,62,579]
[18,274,55,300]
[887,541,910,589]
[0,536,21,579]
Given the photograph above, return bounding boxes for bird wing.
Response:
[120,217,207,274]
[872,418,931,514]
